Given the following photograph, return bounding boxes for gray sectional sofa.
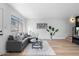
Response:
[6,34,31,52]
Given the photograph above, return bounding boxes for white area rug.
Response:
[26,41,56,56]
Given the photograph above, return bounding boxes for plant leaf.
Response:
[46,29,49,32]
[50,33,52,35]
[49,26,51,29]
[55,29,59,32]
[52,27,54,31]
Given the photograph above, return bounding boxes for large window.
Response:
[11,15,23,34]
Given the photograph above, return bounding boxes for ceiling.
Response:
[9,3,79,19]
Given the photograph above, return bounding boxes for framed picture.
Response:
[37,23,47,29]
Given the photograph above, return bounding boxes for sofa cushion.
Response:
[22,38,28,43]
[8,35,14,40]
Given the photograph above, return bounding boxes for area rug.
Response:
[25,41,56,56]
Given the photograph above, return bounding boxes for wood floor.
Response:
[2,39,79,56]
[48,39,79,56]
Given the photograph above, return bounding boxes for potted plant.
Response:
[46,26,59,40]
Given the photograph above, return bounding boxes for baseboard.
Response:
[40,39,65,40]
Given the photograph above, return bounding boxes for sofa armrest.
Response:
[6,40,23,51]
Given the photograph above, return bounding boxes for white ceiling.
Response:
[9,3,79,19]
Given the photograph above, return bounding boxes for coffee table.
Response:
[32,40,43,49]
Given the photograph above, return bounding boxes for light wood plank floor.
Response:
[1,39,79,56]
[48,39,79,56]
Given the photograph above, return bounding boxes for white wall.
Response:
[26,17,72,40]
[0,4,26,54]
[23,3,79,40]
[9,3,79,40]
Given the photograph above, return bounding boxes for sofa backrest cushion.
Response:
[8,35,14,40]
